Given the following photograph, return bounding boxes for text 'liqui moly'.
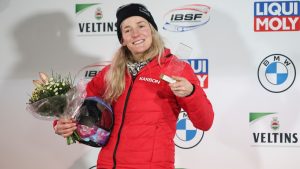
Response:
[254,1,300,31]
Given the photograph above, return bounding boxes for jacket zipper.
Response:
[112,77,135,169]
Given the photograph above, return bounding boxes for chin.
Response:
[132,48,148,55]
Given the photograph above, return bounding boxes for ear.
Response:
[121,39,127,46]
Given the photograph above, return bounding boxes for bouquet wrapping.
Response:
[26,72,114,147]
[27,76,85,120]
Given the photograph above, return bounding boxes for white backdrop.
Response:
[0,0,299,169]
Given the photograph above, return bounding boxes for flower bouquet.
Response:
[26,72,114,147]
[26,72,86,144]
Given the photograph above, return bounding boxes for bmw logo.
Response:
[174,111,204,149]
[258,54,296,93]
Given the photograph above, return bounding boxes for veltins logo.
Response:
[163,4,211,32]
[249,112,299,146]
[257,54,296,93]
[254,1,300,31]
[95,8,103,20]
[174,111,204,149]
[75,3,116,35]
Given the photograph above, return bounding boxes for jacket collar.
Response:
[126,48,173,78]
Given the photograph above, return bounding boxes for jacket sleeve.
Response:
[176,63,214,131]
[86,65,110,97]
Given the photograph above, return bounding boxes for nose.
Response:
[131,28,140,37]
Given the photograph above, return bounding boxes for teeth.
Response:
[133,39,144,45]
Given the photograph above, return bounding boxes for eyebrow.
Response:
[122,21,147,30]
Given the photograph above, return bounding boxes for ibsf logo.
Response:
[257,54,296,93]
[254,1,300,31]
[174,111,204,149]
[75,62,110,83]
[163,4,211,32]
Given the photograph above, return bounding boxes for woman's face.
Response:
[121,16,152,59]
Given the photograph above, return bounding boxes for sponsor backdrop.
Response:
[0,0,299,169]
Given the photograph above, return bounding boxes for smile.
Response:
[133,39,145,45]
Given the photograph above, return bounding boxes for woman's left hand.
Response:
[169,76,194,97]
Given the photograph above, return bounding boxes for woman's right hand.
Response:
[54,118,77,138]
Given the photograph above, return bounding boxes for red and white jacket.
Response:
[86,48,214,169]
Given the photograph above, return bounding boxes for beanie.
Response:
[116,3,158,43]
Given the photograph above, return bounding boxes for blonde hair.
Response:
[103,24,165,103]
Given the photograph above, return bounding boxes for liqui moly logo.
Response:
[254,1,300,31]
[185,59,209,88]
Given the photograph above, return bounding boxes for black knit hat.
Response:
[116,3,158,43]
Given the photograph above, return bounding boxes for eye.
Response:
[122,28,131,34]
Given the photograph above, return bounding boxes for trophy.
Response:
[160,43,192,83]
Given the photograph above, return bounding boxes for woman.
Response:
[54,3,214,169]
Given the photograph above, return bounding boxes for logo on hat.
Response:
[138,6,151,17]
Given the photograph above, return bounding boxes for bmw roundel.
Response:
[174,111,204,149]
[258,54,296,93]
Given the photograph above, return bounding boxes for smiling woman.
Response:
[120,16,153,59]
[53,3,214,169]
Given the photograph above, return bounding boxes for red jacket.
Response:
[86,48,214,169]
